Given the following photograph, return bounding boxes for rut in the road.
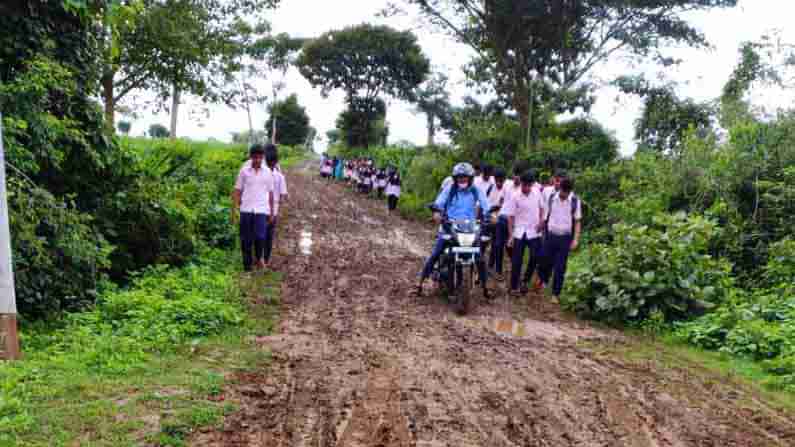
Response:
[194,162,795,447]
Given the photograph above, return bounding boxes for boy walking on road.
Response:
[539,177,582,302]
[504,171,546,296]
[232,144,275,272]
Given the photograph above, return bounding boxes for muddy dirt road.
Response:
[196,162,795,446]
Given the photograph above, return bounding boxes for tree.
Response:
[335,97,390,148]
[265,94,311,146]
[224,32,306,142]
[415,73,451,146]
[298,24,429,147]
[117,120,132,135]
[149,123,170,138]
[616,76,713,154]
[99,0,280,134]
[400,0,738,154]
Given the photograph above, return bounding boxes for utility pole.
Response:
[0,112,20,360]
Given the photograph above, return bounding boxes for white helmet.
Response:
[452,162,475,178]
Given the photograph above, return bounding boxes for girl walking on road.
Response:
[386,172,401,213]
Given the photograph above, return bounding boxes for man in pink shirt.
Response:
[503,171,546,295]
[232,144,275,271]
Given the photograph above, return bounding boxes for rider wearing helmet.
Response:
[417,162,491,297]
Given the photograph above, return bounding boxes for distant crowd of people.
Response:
[319,152,581,303]
[319,154,402,212]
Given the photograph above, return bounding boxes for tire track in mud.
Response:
[194,161,795,447]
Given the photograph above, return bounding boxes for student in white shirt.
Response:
[386,172,401,213]
[487,169,509,279]
[503,171,546,295]
[473,164,495,203]
[233,144,275,271]
[264,149,287,263]
[539,177,582,302]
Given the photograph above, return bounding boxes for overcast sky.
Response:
[128,0,795,156]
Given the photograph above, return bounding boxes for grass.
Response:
[0,139,305,447]
[0,262,282,447]
[591,333,795,414]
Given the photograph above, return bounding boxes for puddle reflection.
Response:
[492,319,528,337]
[300,230,313,255]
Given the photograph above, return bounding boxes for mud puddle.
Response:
[196,160,795,447]
[299,230,313,255]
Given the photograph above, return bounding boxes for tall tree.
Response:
[298,24,429,147]
[265,94,311,146]
[399,0,737,153]
[415,73,451,146]
[615,76,713,154]
[99,0,280,133]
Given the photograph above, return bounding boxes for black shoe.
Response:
[482,288,491,300]
[520,284,529,294]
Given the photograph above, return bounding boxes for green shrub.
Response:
[565,212,735,323]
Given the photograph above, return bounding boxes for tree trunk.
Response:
[426,113,436,147]
[170,84,180,139]
[102,70,115,134]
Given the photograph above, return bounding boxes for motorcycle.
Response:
[429,205,491,314]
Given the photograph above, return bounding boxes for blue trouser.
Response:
[263,217,277,262]
[539,233,573,296]
[489,216,509,274]
[240,212,268,271]
[421,235,488,285]
[510,235,542,291]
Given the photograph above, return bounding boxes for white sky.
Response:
[128,0,795,156]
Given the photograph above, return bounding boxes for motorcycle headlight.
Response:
[457,233,476,247]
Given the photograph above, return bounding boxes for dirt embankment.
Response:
[194,162,795,447]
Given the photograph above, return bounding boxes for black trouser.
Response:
[489,216,509,274]
[263,217,277,262]
[539,233,573,296]
[387,194,399,210]
[240,212,268,271]
[510,235,542,291]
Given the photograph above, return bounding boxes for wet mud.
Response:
[193,161,795,447]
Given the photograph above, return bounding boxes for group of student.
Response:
[232,143,289,272]
[419,162,581,302]
[319,154,402,212]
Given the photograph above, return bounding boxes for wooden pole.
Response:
[0,112,20,360]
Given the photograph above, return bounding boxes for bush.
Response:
[565,212,735,323]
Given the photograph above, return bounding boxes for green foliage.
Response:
[565,213,734,323]
[117,120,131,135]
[615,75,714,154]
[266,94,311,146]
[335,97,389,148]
[297,23,429,101]
[148,123,171,138]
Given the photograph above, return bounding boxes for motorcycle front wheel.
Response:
[456,264,474,315]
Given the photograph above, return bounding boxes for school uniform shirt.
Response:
[272,169,287,215]
[235,163,275,215]
[487,184,508,210]
[546,192,582,236]
[473,176,495,202]
[542,185,557,203]
[440,176,454,192]
[502,188,545,240]
[386,179,401,197]
[498,182,523,216]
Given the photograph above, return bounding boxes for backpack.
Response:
[443,183,478,218]
[545,192,579,232]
